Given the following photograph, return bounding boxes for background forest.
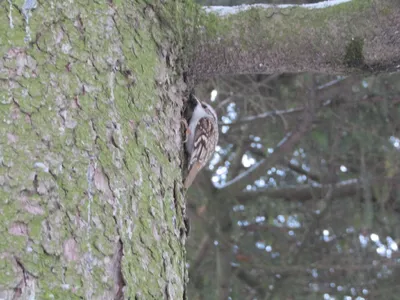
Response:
[187,1,400,299]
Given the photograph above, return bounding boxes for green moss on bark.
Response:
[1,0,187,298]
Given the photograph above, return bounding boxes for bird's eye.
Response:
[202,104,207,109]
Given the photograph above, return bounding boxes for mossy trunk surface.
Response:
[0,1,188,299]
[193,0,400,79]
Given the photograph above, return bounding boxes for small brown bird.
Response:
[184,96,219,189]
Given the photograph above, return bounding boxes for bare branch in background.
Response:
[267,186,335,300]
[218,76,360,127]
[218,106,304,126]
[237,179,358,203]
[220,109,315,194]
[286,161,322,183]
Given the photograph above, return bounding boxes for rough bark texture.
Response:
[1,1,188,299]
[192,0,400,79]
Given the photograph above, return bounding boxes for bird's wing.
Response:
[188,117,217,168]
[185,117,218,188]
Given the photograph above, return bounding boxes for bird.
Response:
[184,96,219,189]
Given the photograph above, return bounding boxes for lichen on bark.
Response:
[0,0,188,299]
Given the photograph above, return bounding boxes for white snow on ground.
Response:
[204,0,352,16]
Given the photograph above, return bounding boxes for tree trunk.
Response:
[3,0,399,299]
[1,1,188,299]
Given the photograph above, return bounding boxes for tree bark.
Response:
[192,0,400,79]
[1,1,188,299]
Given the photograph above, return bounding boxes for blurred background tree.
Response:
[187,1,400,299]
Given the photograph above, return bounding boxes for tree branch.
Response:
[236,172,400,203]
[220,109,315,194]
[217,75,361,127]
[193,0,400,79]
[237,178,358,203]
[218,106,304,126]
[266,186,335,300]
[286,161,321,183]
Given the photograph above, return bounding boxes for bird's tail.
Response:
[184,162,201,189]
